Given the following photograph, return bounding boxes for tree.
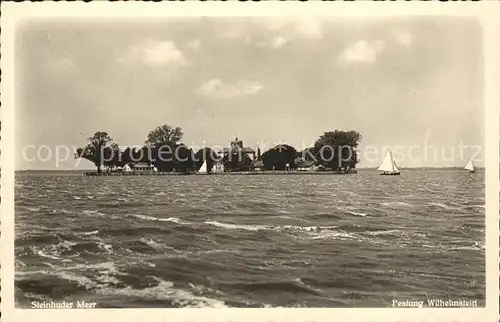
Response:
[223,151,253,172]
[145,125,183,148]
[261,144,297,170]
[195,147,218,172]
[173,144,195,173]
[75,132,118,173]
[150,145,176,172]
[298,147,317,162]
[313,130,362,171]
[142,125,184,172]
[102,146,121,169]
[119,147,134,167]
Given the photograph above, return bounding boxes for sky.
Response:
[15,17,484,170]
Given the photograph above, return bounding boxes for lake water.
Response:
[15,169,485,308]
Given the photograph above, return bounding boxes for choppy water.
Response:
[15,169,485,308]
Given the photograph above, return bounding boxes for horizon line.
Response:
[15,166,485,172]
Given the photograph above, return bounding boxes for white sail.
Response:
[392,160,400,173]
[378,151,396,172]
[464,159,474,172]
[198,161,208,173]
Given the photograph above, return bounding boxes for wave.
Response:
[17,261,128,292]
[82,210,107,217]
[428,202,464,211]
[98,242,114,253]
[204,221,359,241]
[138,237,165,250]
[221,279,324,297]
[205,221,341,234]
[95,277,228,308]
[342,191,362,197]
[17,234,62,246]
[308,230,358,241]
[280,225,338,233]
[79,230,99,236]
[380,201,414,208]
[309,213,343,220]
[100,201,151,209]
[422,241,485,252]
[56,271,98,290]
[334,205,372,217]
[363,229,402,236]
[129,214,181,223]
[447,241,485,251]
[447,245,484,251]
[29,235,117,259]
[51,208,74,215]
[346,211,368,217]
[34,249,69,261]
[98,226,169,237]
[72,241,114,254]
[204,221,269,231]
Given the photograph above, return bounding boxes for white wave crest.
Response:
[204,220,268,231]
[131,214,181,223]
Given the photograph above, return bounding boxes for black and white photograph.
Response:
[1,2,497,321]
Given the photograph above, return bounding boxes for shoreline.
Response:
[82,171,358,176]
[16,167,482,173]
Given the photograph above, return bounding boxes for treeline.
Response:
[75,124,362,173]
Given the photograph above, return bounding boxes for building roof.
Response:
[133,162,151,168]
[253,160,264,167]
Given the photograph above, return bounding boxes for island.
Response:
[75,124,361,176]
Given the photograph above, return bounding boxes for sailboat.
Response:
[378,150,400,175]
[464,159,475,173]
[214,162,225,173]
[197,161,208,174]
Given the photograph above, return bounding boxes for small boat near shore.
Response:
[464,159,475,173]
[378,150,400,176]
[196,161,209,174]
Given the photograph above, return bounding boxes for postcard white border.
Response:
[1,2,499,322]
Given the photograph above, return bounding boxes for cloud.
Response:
[262,19,290,32]
[46,57,80,75]
[56,57,79,72]
[271,36,288,48]
[119,39,188,66]
[295,18,323,38]
[188,39,202,51]
[262,18,323,39]
[255,36,288,49]
[338,40,385,63]
[218,31,242,40]
[219,18,322,45]
[392,30,412,47]
[196,79,263,99]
